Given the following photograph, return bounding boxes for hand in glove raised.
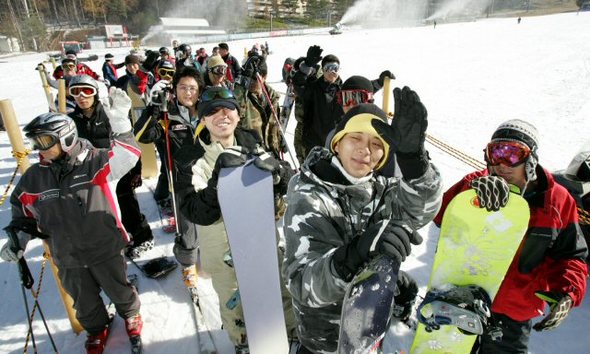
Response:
[304,45,323,67]
[332,220,423,281]
[102,87,132,133]
[209,146,250,190]
[533,291,573,331]
[391,86,428,154]
[470,175,510,212]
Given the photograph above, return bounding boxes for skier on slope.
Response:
[134,66,204,291]
[0,105,143,354]
[434,120,588,353]
[67,75,155,259]
[173,87,297,353]
[282,91,443,353]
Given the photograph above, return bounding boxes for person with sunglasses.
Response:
[204,55,229,88]
[433,120,587,353]
[234,57,284,160]
[174,86,296,353]
[291,45,395,163]
[282,102,442,353]
[0,109,143,354]
[68,75,155,260]
[52,53,100,82]
[134,66,204,291]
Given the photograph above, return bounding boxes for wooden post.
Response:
[36,64,56,112]
[0,99,31,173]
[382,76,392,118]
[58,79,66,113]
[49,56,57,70]
[0,99,83,334]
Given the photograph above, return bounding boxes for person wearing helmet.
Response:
[175,43,201,72]
[155,60,175,82]
[52,52,100,81]
[69,75,155,259]
[434,120,587,353]
[0,109,143,354]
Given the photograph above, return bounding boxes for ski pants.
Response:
[199,225,297,346]
[473,312,532,354]
[117,170,153,245]
[173,210,200,267]
[58,253,141,335]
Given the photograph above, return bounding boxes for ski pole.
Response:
[6,228,37,353]
[255,72,298,169]
[161,89,181,235]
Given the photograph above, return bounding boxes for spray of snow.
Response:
[338,0,429,28]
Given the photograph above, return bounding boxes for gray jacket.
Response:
[282,147,443,353]
[10,133,140,268]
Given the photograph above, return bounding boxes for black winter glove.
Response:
[371,86,429,179]
[393,270,419,323]
[332,220,423,281]
[533,291,573,331]
[377,70,396,87]
[304,45,323,67]
[470,175,510,212]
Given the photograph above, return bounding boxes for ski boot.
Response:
[125,314,143,354]
[126,239,155,259]
[182,265,199,302]
[85,327,109,354]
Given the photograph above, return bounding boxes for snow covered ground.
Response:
[1,11,589,354]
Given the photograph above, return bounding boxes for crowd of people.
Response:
[0,41,588,354]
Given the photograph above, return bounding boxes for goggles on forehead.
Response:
[323,62,339,73]
[484,140,531,167]
[200,88,235,103]
[157,68,175,78]
[208,65,227,76]
[336,89,373,107]
[29,134,59,151]
[68,85,97,98]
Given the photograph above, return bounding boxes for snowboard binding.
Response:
[416,284,492,335]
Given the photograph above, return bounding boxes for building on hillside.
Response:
[247,0,306,18]
[143,17,226,46]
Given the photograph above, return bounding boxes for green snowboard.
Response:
[410,188,530,354]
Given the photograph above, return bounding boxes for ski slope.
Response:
[0,11,589,354]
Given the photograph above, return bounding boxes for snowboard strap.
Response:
[416,285,492,335]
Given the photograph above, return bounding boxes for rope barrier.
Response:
[0,150,30,206]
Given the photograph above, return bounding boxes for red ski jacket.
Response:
[433,166,588,322]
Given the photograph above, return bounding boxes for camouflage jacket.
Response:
[282,147,443,353]
[234,83,283,158]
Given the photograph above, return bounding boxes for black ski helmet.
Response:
[23,112,78,152]
[159,46,169,55]
[179,44,191,55]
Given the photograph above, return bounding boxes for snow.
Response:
[1,11,589,353]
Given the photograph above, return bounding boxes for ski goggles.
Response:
[208,65,227,76]
[62,63,76,70]
[157,68,175,78]
[68,85,97,98]
[200,87,235,102]
[336,89,373,107]
[29,134,59,151]
[484,140,531,167]
[323,62,340,73]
